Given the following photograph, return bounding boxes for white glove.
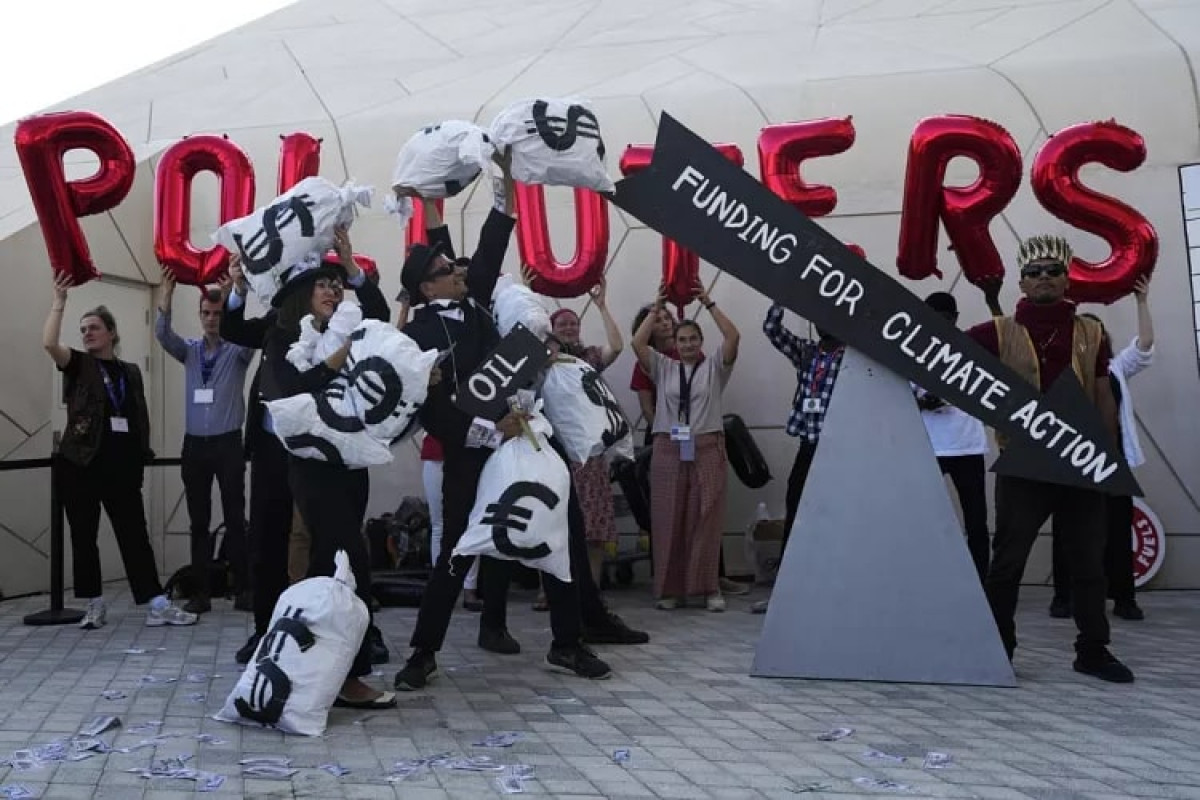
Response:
[285,314,323,370]
[312,300,363,362]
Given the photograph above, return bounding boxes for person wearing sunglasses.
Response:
[966,234,1132,684]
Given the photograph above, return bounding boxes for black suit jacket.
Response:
[403,209,515,458]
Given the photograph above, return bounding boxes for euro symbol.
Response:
[481,481,559,559]
[234,608,315,725]
[526,100,605,159]
[233,194,318,275]
[581,368,629,446]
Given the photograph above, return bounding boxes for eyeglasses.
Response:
[313,278,344,291]
[1020,264,1067,279]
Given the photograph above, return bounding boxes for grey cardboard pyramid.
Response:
[752,348,1016,687]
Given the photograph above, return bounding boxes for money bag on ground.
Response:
[541,355,633,463]
[213,176,371,303]
[267,320,438,467]
[453,413,573,582]
[489,97,614,192]
[215,551,367,736]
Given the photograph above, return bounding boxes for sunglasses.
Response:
[1020,264,1067,279]
[425,264,455,281]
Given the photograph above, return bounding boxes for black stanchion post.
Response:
[24,431,85,626]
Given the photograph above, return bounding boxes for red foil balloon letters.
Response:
[897,115,1022,285]
[14,111,136,285]
[514,185,609,298]
[154,136,256,286]
[277,133,322,194]
[621,143,744,316]
[1032,121,1157,304]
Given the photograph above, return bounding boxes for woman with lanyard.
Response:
[631,281,740,612]
[42,273,197,630]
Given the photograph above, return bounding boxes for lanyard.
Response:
[200,341,223,385]
[806,348,839,399]
[99,362,127,412]
[677,362,700,424]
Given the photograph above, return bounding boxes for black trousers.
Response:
[409,447,582,652]
[60,457,163,604]
[937,454,990,582]
[1051,494,1135,605]
[181,431,247,595]
[782,439,819,553]
[289,457,374,680]
[986,476,1109,657]
[248,435,292,637]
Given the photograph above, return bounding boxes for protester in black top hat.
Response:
[393,151,618,691]
[915,291,991,582]
[256,226,396,708]
[221,229,390,668]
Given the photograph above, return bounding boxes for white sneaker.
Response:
[655,597,678,610]
[80,599,106,630]
[146,602,198,627]
[706,593,726,613]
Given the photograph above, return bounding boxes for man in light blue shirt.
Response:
[156,268,254,614]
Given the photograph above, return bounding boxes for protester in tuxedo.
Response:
[915,292,990,583]
[221,240,390,667]
[258,227,395,709]
[751,303,844,614]
[42,274,196,630]
[394,154,619,691]
[967,234,1132,683]
[632,282,740,613]
[1050,274,1156,622]
[155,269,254,613]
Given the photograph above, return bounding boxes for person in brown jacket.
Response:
[967,235,1132,683]
[42,273,197,630]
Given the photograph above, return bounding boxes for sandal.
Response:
[333,690,397,710]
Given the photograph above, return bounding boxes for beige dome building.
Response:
[0,0,1196,597]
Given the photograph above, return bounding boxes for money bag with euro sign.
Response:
[453,413,573,582]
[216,551,367,737]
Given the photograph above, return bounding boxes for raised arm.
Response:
[762,303,807,369]
[697,282,739,366]
[42,272,72,369]
[631,290,663,377]
[1133,274,1154,351]
[332,226,389,322]
[219,255,272,348]
[154,267,189,364]
[589,277,623,368]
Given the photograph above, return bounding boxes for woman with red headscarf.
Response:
[547,277,625,588]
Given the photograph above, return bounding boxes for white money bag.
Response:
[453,414,573,582]
[541,356,633,464]
[216,551,367,737]
[489,97,614,193]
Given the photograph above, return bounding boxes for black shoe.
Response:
[1048,597,1072,618]
[478,627,521,655]
[546,643,612,680]
[233,590,253,612]
[582,611,650,645]
[235,633,262,666]
[367,625,391,664]
[1113,601,1145,621]
[183,596,211,615]
[1074,647,1134,683]
[462,590,483,613]
[394,650,438,692]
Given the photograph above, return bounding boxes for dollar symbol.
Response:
[581,368,629,446]
[481,482,559,559]
[233,609,315,725]
[233,194,318,275]
[526,100,605,159]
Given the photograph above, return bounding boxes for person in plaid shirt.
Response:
[752,303,844,614]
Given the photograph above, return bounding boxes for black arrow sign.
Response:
[610,113,1140,496]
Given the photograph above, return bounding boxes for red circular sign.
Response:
[1131,498,1165,588]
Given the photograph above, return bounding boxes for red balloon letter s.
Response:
[620,143,744,316]
[14,111,136,286]
[1032,121,1157,304]
[897,115,1022,285]
[154,135,256,286]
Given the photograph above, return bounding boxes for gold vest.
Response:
[992,315,1102,449]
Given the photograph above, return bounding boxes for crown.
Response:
[1017,235,1073,270]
